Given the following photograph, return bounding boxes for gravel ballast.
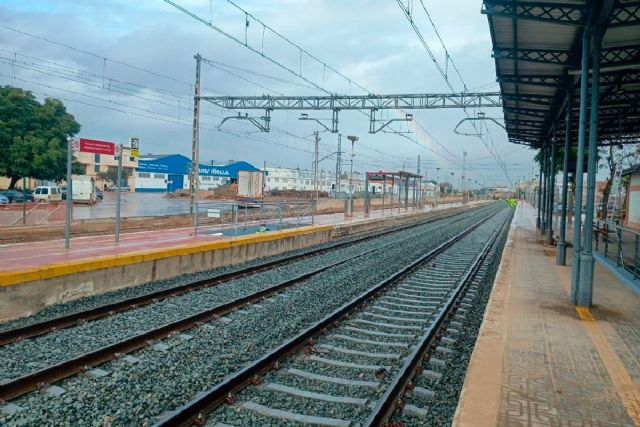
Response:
[1,204,505,426]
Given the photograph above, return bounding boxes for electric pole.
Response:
[462,151,467,203]
[347,135,359,216]
[190,54,202,216]
[436,167,441,206]
[415,155,420,209]
[313,131,320,202]
[335,134,342,198]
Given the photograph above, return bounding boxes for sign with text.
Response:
[79,138,116,155]
[130,137,139,157]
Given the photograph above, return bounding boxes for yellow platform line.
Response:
[552,255,640,425]
[0,225,333,287]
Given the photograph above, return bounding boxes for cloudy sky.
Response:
[1,0,537,187]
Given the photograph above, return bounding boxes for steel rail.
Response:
[366,209,512,426]
[0,205,479,346]
[0,206,491,402]
[151,207,506,427]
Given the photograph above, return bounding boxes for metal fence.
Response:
[593,219,640,279]
[194,200,316,236]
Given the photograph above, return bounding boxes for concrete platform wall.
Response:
[0,204,477,321]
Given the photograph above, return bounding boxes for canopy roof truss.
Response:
[484,0,640,147]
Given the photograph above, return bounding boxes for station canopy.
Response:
[484,0,640,147]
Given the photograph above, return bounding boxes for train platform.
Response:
[454,203,640,427]
[0,203,461,276]
[0,202,472,321]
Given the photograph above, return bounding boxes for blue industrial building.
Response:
[134,154,260,192]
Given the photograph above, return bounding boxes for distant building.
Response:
[73,145,138,190]
[135,154,260,192]
[623,166,640,229]
[264,167,367,194]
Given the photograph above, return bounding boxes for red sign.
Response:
[79,138,115,155]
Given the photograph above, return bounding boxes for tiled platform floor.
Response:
[454,203,640,427]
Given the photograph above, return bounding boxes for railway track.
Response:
[0,206,477,345]
[0,204,499,405]
[152,206,513,427]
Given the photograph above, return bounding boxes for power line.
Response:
[0,43,318,149]
[163,0,468,170]
[394,0,512,184]
[2,22,433,172]
[1,24,194,88]
[201,57,286,96]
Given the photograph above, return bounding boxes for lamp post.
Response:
[346,135,359,217]
[450,172,455,205]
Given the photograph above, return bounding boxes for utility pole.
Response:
[263,160,267,196]
[347,135,358,217]
[462,151,467,203]
[415,155,420,209]
[436,167,441,206]
[450,171,455,204]
[313,131,320,202]
[335,134,342,198]
[190,54,202,217]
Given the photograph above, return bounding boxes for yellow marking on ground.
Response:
[575,306,596,321]
[0,225,333,287]
[555,266,640,425]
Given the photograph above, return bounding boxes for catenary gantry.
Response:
[485,0,640,307]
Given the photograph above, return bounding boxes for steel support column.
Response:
[536,158,543,228]
[546,140,557,245]
[540,143,548,235]
[557,97,572,265]
[571,26,591,305]
[578,30,603,307]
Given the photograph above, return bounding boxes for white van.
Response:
[71,175,97,204]
[33,186,63,202]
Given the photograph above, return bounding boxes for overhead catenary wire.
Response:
[162,0,468,170]
[0,26,407,170]
[394,0,512,184]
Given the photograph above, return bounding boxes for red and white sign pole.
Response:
[115,144,123,243]
[66,138,119,248]
[65,137,74,249]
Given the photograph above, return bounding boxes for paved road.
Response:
[73,193,191,220]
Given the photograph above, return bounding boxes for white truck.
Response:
[237,170,264,199]
[71,175,97,204]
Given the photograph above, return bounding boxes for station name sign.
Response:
[78,138,116,155]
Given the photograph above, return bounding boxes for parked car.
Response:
[33,186,63,202]
[0,194,9,205]
[0,189,34,203]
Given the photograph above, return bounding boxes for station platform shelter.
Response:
[455,202,640,427]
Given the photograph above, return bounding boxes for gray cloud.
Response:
[0,0,536,186]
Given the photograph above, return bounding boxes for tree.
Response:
[0,86,81,188]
